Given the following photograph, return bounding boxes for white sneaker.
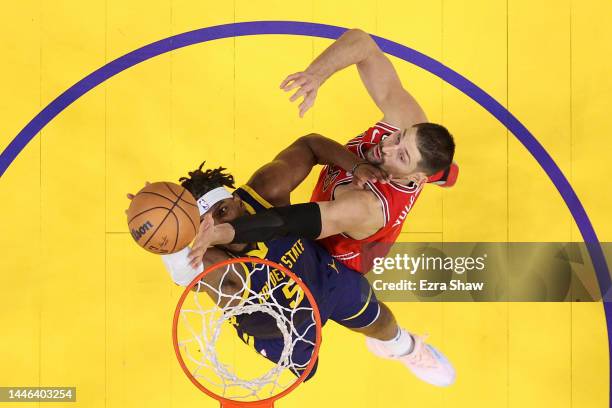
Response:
[366,333,456,387]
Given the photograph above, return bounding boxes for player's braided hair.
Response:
[179,161,235,199]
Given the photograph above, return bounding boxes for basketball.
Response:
[126,182,200,254]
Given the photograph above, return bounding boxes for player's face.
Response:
[203,195,249,253]
[366,127,427,183]
[201,195,247,225]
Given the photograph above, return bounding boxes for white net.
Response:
[174,259,320,402]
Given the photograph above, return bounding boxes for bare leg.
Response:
[349,302,398,341]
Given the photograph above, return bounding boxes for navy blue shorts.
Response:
[238,262,379,380]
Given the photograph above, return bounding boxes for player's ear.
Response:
[232,195,243,208]
[410,172,428,187]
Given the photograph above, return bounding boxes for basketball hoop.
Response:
[172,257,322,407]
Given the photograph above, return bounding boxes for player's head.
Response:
[179,161,247,225]
[366,123,455,185]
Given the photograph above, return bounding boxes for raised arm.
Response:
[246,133,388,207]
[281,28,427,127]
[187,188,383,268]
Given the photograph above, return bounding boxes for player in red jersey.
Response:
[188,28,457,274]
[282,28,457,273]
[309,120,433,272]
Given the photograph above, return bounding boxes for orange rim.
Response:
[172,256,323,407]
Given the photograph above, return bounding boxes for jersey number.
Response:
[282,280,304,309]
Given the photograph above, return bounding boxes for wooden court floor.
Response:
[1,0,610,406]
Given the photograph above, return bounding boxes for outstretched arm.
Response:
[281,28,427,127]
[246,133,388,207]
[188,189,383,268]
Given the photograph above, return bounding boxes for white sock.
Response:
[379,328,414,356]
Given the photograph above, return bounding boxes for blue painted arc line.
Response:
[0,20,610,397]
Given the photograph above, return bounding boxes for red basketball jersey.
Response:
[310,121,425,274]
